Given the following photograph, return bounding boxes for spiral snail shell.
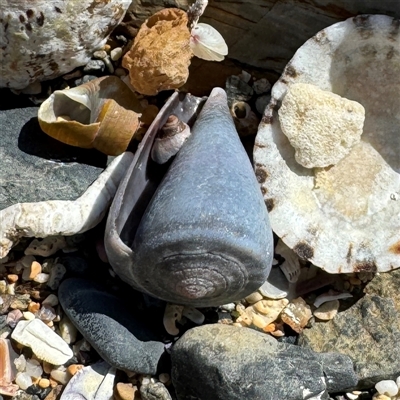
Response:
[105,88,273,307]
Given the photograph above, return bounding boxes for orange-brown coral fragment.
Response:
[122,8,192,96]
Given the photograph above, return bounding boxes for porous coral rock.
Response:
[279,83,365,168]
[0,0,131,90]
[122,8,192,95]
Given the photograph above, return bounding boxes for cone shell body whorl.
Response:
[131,88,273,307]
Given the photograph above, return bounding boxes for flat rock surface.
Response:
[171,324,357,400]
[58,278,166,375]
[299,291,400,388]
[0,105,110,210]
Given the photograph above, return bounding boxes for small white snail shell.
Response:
[230,101,260,137]
[190,23,228,62]
[151,115,191,164]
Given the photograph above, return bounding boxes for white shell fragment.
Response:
[190,23,228,61]
[275,239,301,283]
[11,319,73,365]
[254,15,400,274]
[313,290,353,308]
[0,152,134,259]
[60,361,115,400]
[279,83,365,168]
[182,306,205,325]
[163,304,184,336]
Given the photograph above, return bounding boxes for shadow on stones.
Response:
[0,89,36,110]
[18,117,109,168]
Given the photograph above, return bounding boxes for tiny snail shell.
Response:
[151,115,191,164]
[190,23,228,62]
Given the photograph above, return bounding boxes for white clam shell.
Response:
[190,23,228,61]
[11,319,73,365]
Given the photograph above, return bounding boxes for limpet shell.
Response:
[254,15,400,273]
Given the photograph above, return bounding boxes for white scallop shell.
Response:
[190,23,228,61]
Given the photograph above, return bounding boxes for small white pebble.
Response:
[220,303,235,312]
[375,380,398,397]
[15,371,32,390]
[23,311,36,321]
[33,273,50,283]
[60,316,78,344]
[397,375,400,389]
[7,282,15,294]
[110,47,123,61]
[50,368,71,385]
[14,354,27,372]
[346,392,359,400]
[25,358,43,378]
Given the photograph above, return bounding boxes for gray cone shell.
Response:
[131,88,273,306]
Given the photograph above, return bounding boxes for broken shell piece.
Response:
[190,23,228,62]
[163,304,184,336]
[254,14,400,273]
[182,306,205,325]
[60,361,115,400]
[24,236,67,257]
[122,9,192,95]
[11,319,73,365]
[279,83,365,168]
[275,239,301,283]
[313,290,353,308]
[313,299,340,321]
[151,115,191,164]
[280,297,312,333]
[0,152,134,259]
[0,338,19,397]
[38,76,142,156]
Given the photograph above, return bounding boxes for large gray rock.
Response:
[171,324,357,400]
[126,0,400,79]
[58,278,166,375]
[0,107,109,211]
[299,290,400,388]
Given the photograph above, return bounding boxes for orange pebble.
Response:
[38,378,50,389]
[29,261,42,279]
[7,274,18,283]
[67,364,84,376]
[49,378,58,388]
[28,302,40,313]
[262,323,276,333]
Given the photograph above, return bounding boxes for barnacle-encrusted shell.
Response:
[254,15,400,273]
[122,8,192,96]
[38,76,142,156]
[0,0,131,90]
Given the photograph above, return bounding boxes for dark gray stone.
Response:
[0,107,110,211]
[83,60,106,74]
[171,324,357,400]
[299,294,400,389]
[58,278,166,375]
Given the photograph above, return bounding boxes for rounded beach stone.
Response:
[58,278,166,375]
[171,324,357,399]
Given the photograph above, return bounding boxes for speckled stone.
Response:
[0,107,110,211]
[171,324,357,400]
[299,294,400,389]
[58,278,166,375]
